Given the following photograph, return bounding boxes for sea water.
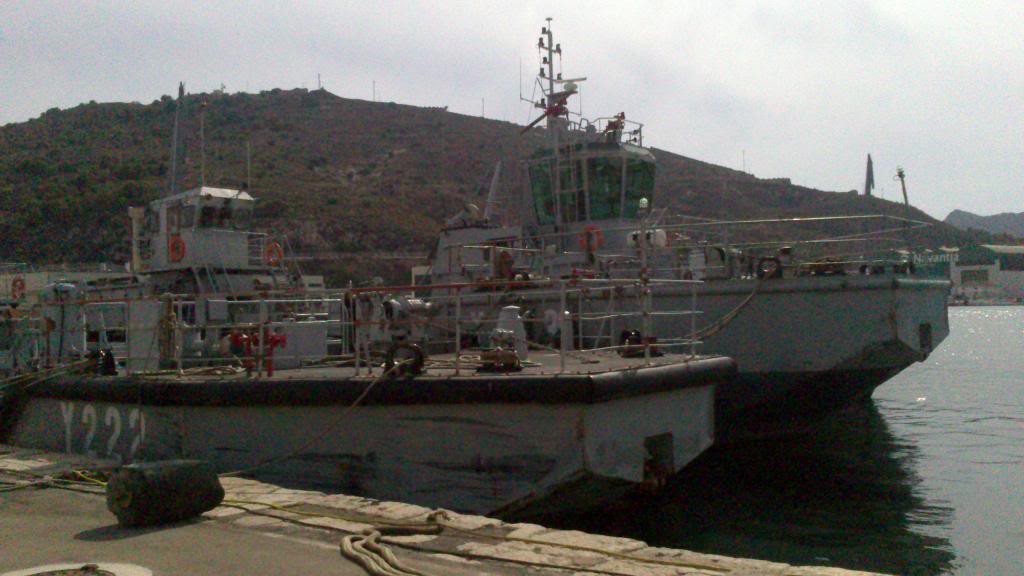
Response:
[554,306,1024,575]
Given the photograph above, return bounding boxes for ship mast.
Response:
[520,19,585,138]
[543,18,556,131]
[168,82,184,197]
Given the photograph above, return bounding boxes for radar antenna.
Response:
[520,18,586,135]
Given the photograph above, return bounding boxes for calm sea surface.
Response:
[550,306,1024,575]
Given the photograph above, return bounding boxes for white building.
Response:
[949,245,1024,304]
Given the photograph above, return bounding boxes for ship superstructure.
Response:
[423,20,951,442]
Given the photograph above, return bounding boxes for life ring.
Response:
[10,277,26,300]
[578,225,605,252]
[495,250,515,279]
[168,235,186,263]
[264,242,284,267]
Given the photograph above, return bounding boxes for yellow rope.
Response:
[216,499,728,574]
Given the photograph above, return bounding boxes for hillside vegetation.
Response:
[0,88,1001,283]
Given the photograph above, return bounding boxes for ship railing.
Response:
[441,213,936,281]
[363,276,703,374]
[557,115,644,147]
[17,275,704,377]
[0,262,125,275]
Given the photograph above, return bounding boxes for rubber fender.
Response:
[106,460,224,527]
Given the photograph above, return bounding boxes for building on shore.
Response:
[948,245,1024,304]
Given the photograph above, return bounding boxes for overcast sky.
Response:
[1,1,1020,219]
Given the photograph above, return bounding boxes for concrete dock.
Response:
[1,445,887,576]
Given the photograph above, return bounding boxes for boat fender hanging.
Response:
[578,225,605,252]
[168,235,186,263]
[756,257,783,279]
[264,242,285,266]
[10,276,26,300]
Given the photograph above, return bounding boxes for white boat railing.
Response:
[1,275,704,378]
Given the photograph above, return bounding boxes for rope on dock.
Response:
[340,528,436,576]
[216,499,731,575]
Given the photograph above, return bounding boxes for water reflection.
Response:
[541,402,956,575]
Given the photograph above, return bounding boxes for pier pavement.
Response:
[1,445,886,576]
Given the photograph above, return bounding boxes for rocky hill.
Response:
[945,209,1024,239]
[0,88,999,284]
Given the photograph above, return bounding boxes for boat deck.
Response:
[25,352,736,407]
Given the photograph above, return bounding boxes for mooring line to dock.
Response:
[217,498,730,574]
[0,469,106,495]
[0,465,732,576]
[691,276,764,340]
[341,529,435,576]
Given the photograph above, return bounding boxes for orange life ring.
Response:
[168,235,186,263]
[578,225,605,252]
[10,277,26,300]
[264,242,285,267]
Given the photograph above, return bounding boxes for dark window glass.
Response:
[587,157,622,220]
[558,161,584,223]
[623,159,655,218]
[180,205,196,227]
[529,161,555,225]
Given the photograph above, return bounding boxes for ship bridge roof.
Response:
[153,186,254,207]
[981,244,1024,255]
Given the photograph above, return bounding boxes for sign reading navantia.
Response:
[913,253,956,264]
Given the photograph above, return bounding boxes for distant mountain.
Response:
[945,209,1024,239]
[0,88,1000,284]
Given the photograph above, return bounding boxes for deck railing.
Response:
[2,276,704,378]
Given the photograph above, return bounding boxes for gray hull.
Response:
[6,356,730,515]
[456,275,949,442]
[694,276,949,441]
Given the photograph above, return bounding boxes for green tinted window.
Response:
[587,157,622,220]
[559,161,585,223]
[529,161,555,225]
[623,159,655,218]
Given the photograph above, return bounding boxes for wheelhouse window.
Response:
[559,160,585,223]
[180,204,196,228]
[529,160,555,225]
[587,157,622,220]
[232,205,253,230]
[623,158,655,218]
[199,205,228,228]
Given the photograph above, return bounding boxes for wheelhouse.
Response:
[525,141,655,227]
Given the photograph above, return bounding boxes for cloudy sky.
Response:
[1,1,1020,219]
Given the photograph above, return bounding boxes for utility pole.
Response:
[896,167,911,246]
